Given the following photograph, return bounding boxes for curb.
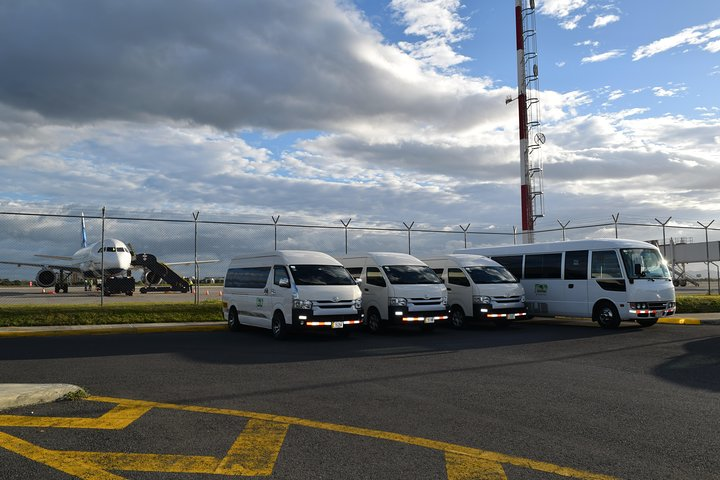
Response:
[0,322,227,338]
[0,384,85,411]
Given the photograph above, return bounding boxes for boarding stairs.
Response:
[132,253,190,293]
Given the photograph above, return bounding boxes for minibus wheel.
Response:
[272,312,289,340]
[450,307,465,329]
[594,301,621,329]
[228,307,241,332]
[366,309,383,333]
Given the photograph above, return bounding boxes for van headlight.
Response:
[293,299,313,309]
[473,295,491,304]
[353,298,362,310]
[441,295,448,306]
[521,295,526,303]
[389,297,407,306]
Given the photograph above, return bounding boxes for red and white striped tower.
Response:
[515,0,533,243]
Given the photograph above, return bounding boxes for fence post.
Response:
[341,218,352,254]
[193,211,200,305]
[100,206,106,307]
[655,217,672,257]
[611,213,620,238]
[513,226,518,245]
[272,215,280,250]
[697,220,715,295]
[557,219,570,241]
[403,221,414,255]
[459,223,470,248]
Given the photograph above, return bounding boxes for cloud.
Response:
[633,18,720,60]
[539,0,587,19]
[581,49,625,63]
[590,14,619,29]
[560,15,584,30]
[652,85,687,97]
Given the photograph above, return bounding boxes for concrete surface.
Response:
[0,384,85,411]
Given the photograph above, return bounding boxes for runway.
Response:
[0,286,224,305]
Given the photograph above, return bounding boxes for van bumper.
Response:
[292,309,364,330]
[387,307,449,325]
[472,305,527,322]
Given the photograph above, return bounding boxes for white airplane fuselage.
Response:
[72,238,133,278]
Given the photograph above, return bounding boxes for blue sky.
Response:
[0,0,718,245]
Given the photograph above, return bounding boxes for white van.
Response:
[421,254,527,328]
[222,250,363,339]
[337,252,448,332]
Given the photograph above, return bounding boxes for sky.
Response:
[0,0,719,261]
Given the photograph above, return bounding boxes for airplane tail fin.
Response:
[81,212,87,248]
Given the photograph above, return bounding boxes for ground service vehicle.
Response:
[457,239,676,328]
[337,252,448,332]
[422,254,527,328]
[222,250,363,339]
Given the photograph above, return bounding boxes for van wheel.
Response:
[228,307,241,332]
[366,309,383,333]
[637,318,658,328]
[272,312,289,340]
[450,307,465,329]
[594,301,621,329]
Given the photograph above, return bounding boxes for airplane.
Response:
[0,214,134,295]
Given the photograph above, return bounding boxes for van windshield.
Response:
[620,248,671,280]
[290,265,356,286]
[383,265,443,285]
[464,266,518,284]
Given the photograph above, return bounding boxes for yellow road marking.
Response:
[0,395,620,480]
[658,317,702,325]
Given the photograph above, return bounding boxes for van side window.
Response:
[524,253,562,279]
[591,250,622,279]
[274,265,290,287]
[225,267,271,288]
[448,268,470,286]
[366,267,387,287]
[432,268,444,277]
[346,267,363,280]
[492,255,523,279]
[564,250,588,280]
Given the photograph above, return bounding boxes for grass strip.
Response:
[0,301,222,327]
[676,294,720,314]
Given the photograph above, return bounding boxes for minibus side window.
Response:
[366,267,387,287]
[564,250,588,280]
[274,265,290,288]
[492,256,523,279]
[225,267,271,288]
[448,268,470,286]
[591,251,622,279]
[525,253,562,279]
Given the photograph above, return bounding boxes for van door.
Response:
[562,250,589,317]
[363,266,387,318]
[447,267,472,316]
[271,265,292,327]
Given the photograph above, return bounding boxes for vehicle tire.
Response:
[227,307,241,332]
[62,285,68,293]
[125,291,133,296]
[140,287,148,294]
[637,318,658,328]
[366,309,383,333]
[450,306,465,329]
[593,301,621,329]
[54,285,60,293]
[272,311,289,340]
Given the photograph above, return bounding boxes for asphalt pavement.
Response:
[1,312,719,412]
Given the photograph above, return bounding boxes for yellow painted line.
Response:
[86,396,620,480]
[658,317,702,325]
[215,419,289,475]
[445,451,508,480]
[0,324,226,338]
[0,403,152,429]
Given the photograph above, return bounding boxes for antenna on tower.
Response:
[512,0,545,243]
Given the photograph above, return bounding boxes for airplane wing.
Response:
[0,260,82,273]
[35,254,75,261]
[163,259,219,266]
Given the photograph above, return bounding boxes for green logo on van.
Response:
[535,284,548,295]
[256,298,264,307]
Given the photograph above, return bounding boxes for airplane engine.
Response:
[142,271,162,286]
[35,269,57,288]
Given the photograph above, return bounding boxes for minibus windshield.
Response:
[620,248,671,280]
[290,265,357,286]
[464,266,518,284]
[383,265,443,285]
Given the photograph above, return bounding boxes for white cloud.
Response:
[633,18,720,60]
[581,49,625,63]
[607,90,624,101]
[539,0,587,18]
[575,40,599,47]
[590,14,619,29]
[560,15,584,30]
[652,86,687,97]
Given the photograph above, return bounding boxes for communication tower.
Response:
[512,0,545,243]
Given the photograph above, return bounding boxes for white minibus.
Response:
[457,239,676,328]
[337,252,449,332]
[222,250,363,339]
[421,254,527,328]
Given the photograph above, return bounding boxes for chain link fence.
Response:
[1,208,718,305]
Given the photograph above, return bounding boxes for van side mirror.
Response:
[279,278,290,288]
[355,278,363,285]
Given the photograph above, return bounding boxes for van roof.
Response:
[230,250,341,265]
[340,252,427,266]
[421,253,501,267]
